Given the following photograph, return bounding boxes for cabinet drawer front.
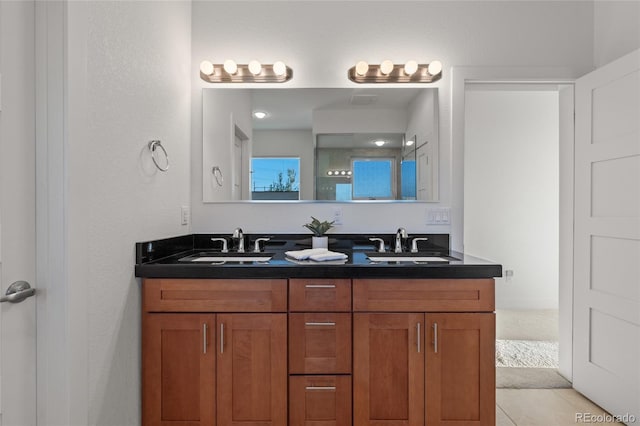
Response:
[289,313,352,374]
[289,279,351,312]
[289,376,352,426]
[143,278,287,312]
[353,279,495,312]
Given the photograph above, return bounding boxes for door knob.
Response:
[0,281,36,303]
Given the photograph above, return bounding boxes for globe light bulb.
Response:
[380,60,394,75]
[248,60,262,75]
[273,61,287,76]
[404,60,418,76]
[355,61,369,76]
[200,60,215,76]
[223,59,238,75]
[428,60,442,76]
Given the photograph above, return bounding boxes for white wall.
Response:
[253,129,314,199]
[202,89,251,201]
[594,1,640,68]
[191,1,593,239]
[464,89,559,309]
[54,2,192,425]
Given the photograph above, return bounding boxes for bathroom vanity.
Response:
[136,234,501,426]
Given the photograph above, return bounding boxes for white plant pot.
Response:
[312,236,328,249]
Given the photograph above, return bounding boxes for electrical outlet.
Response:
[181,206,190,226]
[332,207,343,225]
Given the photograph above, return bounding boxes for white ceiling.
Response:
[250,88,422,130]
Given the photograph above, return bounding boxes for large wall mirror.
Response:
[203,88,439,202]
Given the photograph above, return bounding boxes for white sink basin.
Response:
[180,252,274,263]
[367,255,451,263]
[191,256,273,262]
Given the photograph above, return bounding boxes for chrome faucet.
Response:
[410,237,429,253]
[253,237,271,253]
[394,228,408,253]
[232,227,245,252]
[210,237,229,253]
[369,237,386,253]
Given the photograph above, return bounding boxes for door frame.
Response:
[451,66,576,380]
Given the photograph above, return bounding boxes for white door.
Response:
[574,49,640,421]
[0,1,38,425]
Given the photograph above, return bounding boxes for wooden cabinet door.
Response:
[217,314,287,426]
[425,313,495,426]
[289,376,352,426]
[142,313,215,426]
[353,313,424,426]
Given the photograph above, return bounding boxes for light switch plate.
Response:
[181,206,190,226]
[426,207,451,225]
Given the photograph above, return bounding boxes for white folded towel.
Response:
[285,248,348,262]
[309,251,348,262]
[285,248,331,260]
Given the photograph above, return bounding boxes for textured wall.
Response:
[191,0,594,242]
[65,2,192,424]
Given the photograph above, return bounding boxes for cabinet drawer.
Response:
[289,376,352,426]
[353,279,495,312]
[289,279,351,312]
[143,278,287,312]
[289,313,352,374]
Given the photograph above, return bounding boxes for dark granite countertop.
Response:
[135,234,502,279]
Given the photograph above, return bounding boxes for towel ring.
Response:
[148,140,169,172]
[212,166,223,186]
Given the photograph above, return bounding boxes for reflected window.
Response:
[251,157,300,200]
[401,160,416,200]
[352,158,394,200]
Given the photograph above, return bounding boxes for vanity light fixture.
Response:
[348,59,443,83]
[326,170,352,177]
[199,59,293,83]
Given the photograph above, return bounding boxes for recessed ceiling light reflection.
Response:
[374,140,386,147]
[406,140,415,146]
[253,111,268,119]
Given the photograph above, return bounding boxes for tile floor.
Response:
[494,310,622,425]
[497,389,622,425]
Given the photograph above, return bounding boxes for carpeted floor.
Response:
[496,339,559,368]
[495,338,571,389]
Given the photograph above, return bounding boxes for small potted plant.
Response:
[303,216,335,249]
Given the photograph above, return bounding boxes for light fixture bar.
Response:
[348,62,442,84]
[200,63,293,83]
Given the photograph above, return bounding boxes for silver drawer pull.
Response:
[305,284,336,288]
[306,386,336,391]
[305,322,336,327]
[220,323,225,354]
[417,322,421,353]
[203,323,208,354]
[433,322,438,353]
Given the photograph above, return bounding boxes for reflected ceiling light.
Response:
[348,59,443,83]
[253,111,268,119]
[428,60,442,76]
[380,60,394,75]
[404,60,418,76]
[200,60,215,76]
[374,140,386,147]
[355,61,369,76]
[199,59,293,83]
[248,60,262,75]
[273,61,287,76]
[405,139,415,146]
[223,59,238,75]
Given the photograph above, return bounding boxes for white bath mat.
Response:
[496,339,559,368]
